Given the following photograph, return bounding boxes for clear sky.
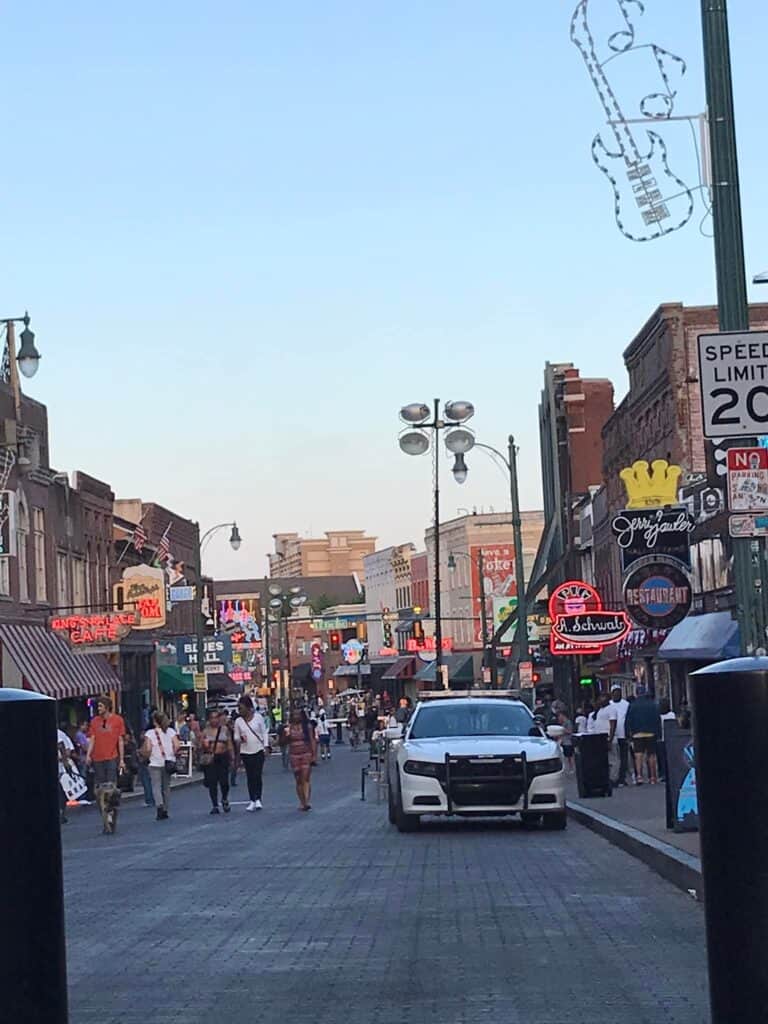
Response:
[4,1,768,577]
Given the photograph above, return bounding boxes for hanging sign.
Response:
[51,612,137,648]
[548,580,628,654]
[342,639,364,665]
[611,506,694,572]
[551,611,631,647]
[114,565,167,630]
[619,459,683,509]
[622,556,692,630]
[726,447,768,512]
[311,641,324,681]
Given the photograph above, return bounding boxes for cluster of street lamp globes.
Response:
[267,583,307,615]
[397,400,476,481]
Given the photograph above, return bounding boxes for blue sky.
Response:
[4,1,768,577]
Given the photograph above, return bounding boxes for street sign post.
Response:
[698,331,768,437]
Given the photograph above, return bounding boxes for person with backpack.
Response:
[142,711,180,820]
[233,696,271,811]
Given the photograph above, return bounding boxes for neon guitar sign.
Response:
[571,0,694,242]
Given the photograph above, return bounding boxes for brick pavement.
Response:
[62,750,710,1024]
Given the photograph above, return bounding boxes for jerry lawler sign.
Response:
[611,506,694,572]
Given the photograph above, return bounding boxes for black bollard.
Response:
[0,689,69,1023]
[335,721,344,745]
[689,657,768,1022]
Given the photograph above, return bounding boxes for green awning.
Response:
[158,665,193,693]
[414,654,475,685]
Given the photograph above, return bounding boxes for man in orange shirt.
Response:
[86,696,126,788]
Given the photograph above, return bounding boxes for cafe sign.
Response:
[114,565,167,630]
[51,612,137,649]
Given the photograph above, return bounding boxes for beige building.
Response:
[425,511,545,651]
[269,531,377,581]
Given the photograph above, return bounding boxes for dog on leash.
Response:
[96,783,122,834]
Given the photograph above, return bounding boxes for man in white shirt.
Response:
[233,698,271,811]
[610,686,631,786]
[589,694,618,779]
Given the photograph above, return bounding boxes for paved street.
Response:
[61,751,710,1023]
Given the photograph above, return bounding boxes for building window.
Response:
[33,508,47,603]
[0,557,9,597]
[85,545,92,608]
[72,557,86,611]
[16,500,29,603]
[57,552,69,609]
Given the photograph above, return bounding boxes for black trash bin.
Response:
[574,733,612,798]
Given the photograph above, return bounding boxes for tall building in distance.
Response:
[268,530,377,581]
[536,362,614,586]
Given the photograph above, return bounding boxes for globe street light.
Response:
[266,583,307,707]
[1,312,41,422]
[397,399,474,681]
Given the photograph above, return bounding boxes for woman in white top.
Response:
[142,711,179,820]
[233,696,271,811]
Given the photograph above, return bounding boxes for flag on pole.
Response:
[155,523,172,564]
[133,521,147,554]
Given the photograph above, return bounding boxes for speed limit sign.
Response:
[698,331,768,437]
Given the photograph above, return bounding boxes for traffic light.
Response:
[330,631,341,651]
[412,620,424,641]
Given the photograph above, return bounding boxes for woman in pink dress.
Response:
[283,709,317,811]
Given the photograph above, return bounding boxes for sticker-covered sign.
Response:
[726,447,768,512]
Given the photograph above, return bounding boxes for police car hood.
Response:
[404,736,559,762]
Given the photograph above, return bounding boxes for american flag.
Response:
[133,521,147,554]
[155,523,172,564]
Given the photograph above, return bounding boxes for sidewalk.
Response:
[565,776,703,897]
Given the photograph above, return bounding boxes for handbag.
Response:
[156,729,177,776]
[199,726,221,767]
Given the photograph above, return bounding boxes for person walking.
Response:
[587,693,618,779]
[137,728,155,807]
[625,686,661,785]
[610,686,631,787]
[142,712,180,820]
[557,710,575,774]
[285,709,317,811]
[348,707,361,750]
[233,696,271,811]
[85,697,126,789]
[315,709,332,760]
[200,708,234,814]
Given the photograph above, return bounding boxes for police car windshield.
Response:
[409,703,533,739]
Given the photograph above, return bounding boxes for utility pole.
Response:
[509,436,528,674]
[432,398,444,680]
[701,0,763,655]
[477,548,489,674]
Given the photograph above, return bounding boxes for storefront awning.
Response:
[158,666,191,693]
[414,654,475,685]
[334,664,371,678]
[0,623,120,701]
[381,656,417,681]
[659,612,740,662]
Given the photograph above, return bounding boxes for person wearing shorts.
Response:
[86,697,126,788]
[315,710,332,760]
[626,687,661,784]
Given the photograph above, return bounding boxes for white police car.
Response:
[388,695,566,832]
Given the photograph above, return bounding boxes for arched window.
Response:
[16,498,29,603]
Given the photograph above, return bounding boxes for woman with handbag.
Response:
[233,696,271,811]
[142,712,180,820]
[200,708,234,814]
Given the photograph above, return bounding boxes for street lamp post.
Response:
[448,549,488,677]
[398,400,474,686]
[455,436,528,685]
[267,584,307,710]
[1,313,42,422]
[194,522,242,721]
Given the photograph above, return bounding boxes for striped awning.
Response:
[0,623,120,701]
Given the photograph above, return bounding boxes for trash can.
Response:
[574,733,611,798]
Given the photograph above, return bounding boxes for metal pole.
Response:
[284,613,292,705]
[433,398,443,678]
[690,657,768,1021]
[509,436,528,673]
[478,548,489,685]
[6,320,22,423]
[701,0,761,655]
[0,690,68,1023]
